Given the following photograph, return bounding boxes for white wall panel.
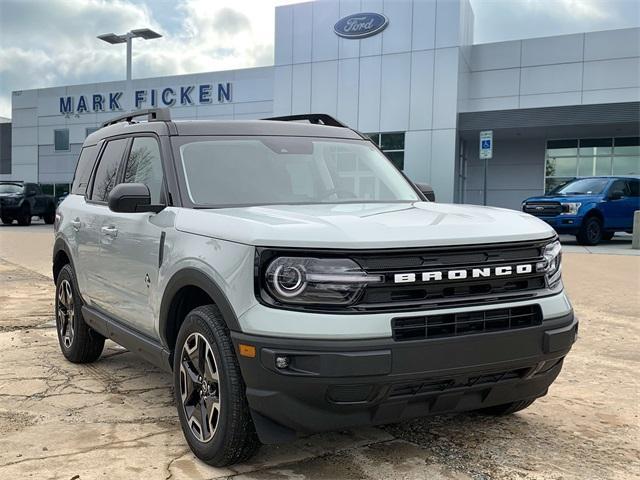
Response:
[382,0,412,54]
[470,41,520,71]
[12,127,37,147]
[583,58,640,91]
[338,0,361,59]
[358,56,381,132]
[274,6,293,65]
[520,63,582,95]
[409,50,434,131]
[584,28,640,61]
[336,58,360,128]
[359,0,383,57]
[291,63,312,114]
[9,163,38,182]
[519,91,582,109]
[430,128,456,202]
[196,103,234,117]
[404,130,431,182]
[12,108,37,127]
[435,0,460,48]
[292,3,313,63]
[11,90,38,109]
[462,96,519,112]
[432,48,459,130]
[233,101,273,115]
[311,61,339,116]
[380,53,411,131]
[582,87,640,104]
[521,34,583,67]
[412,0,436,51]
[468,69,520,99]
[273,65,293,116]
[11,146,38,167]
[312,0,340,62]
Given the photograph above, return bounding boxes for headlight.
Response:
[536,240,562,288]
[264,257,383,306]
[560,202,581,215]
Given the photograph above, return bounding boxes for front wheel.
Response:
[173,305,260,467]
[43,207,55,225]
[1,216,12,225]
[17,205,31,226]
[576,216,602,245]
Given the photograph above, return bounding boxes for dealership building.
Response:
[4,0,640,208]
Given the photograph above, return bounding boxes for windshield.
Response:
[552,178,609,195]
[0,184,23,194]
[176,137,420,207]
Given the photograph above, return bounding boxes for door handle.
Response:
[101,226,118,238]
[71,218,81,231]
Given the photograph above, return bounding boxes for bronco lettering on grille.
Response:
[393,264,534,284]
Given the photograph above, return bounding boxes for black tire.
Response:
[55,264,105,363]
[17,205,31,226]
[576,215,603,245]
[478,398,536,416]
[173,305,260,467]
[43,207,56,225]
[1,216,12,225]
[602,231,615,241]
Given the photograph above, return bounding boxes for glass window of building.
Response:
[365,132,405,170]
[54,129,70,151]
[544,137,640,192]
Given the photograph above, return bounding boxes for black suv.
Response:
[0,181,56,226]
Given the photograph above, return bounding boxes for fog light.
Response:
[275,355,290,369]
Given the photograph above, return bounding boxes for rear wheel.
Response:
[17,205,31,226]
[576,216,602,245]
[479,398,536,416]
[173,305,260,467]
[1,216,12,225]
[55,264,105,363]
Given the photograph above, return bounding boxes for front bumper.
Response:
[0,203,22,216]
[232,310,577,443]
[534,215,583,234]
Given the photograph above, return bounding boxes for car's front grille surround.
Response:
[523,202,562,217]
[391,304,543,341]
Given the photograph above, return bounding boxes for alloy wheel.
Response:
[179,332,221,443]
[57,279,75,348]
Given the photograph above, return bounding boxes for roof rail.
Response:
[102,108,171,127]
[263,113,347,128]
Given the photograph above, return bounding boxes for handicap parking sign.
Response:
[479,131,493,159]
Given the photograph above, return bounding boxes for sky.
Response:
[0,0,639,118]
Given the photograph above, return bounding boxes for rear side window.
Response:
[90,139,128,202]
[123,137,164,204]
[71,145,98,196]
[627,179,639,197]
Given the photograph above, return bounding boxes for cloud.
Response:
[0,0,303,117]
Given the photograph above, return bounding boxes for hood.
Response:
[175,202,555,249]
[525,194,602,203]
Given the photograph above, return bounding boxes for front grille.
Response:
[388,367,530,398]
[523,202,562,217]
[391,304,542,341]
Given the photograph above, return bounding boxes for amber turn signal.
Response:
[239,344,256,358]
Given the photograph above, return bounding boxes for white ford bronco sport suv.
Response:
[53,109,577,466]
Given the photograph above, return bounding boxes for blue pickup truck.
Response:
[522,176,639,245]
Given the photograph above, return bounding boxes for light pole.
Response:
[97,28,162,81]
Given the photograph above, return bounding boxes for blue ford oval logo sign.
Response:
[334,12,388,39]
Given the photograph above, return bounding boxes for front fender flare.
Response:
[159,268,242,348]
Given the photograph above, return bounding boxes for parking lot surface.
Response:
[0,223,638,479]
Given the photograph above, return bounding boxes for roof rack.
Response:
[102,108,171,127]
[263,113,347,128]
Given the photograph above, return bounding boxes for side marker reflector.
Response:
[239,344,256,358]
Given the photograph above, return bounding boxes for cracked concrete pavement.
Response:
[0,223,638,479]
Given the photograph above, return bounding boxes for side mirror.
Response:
[414,182,436,202]
[108,183,164,213]
[608,190,624,201]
